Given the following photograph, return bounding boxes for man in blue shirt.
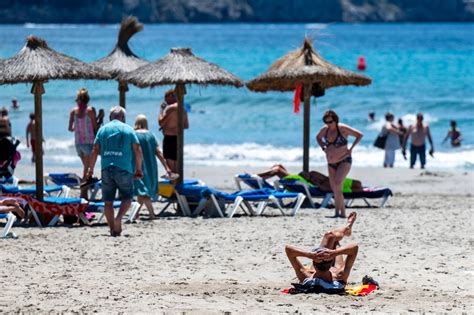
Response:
[87,106,143,236]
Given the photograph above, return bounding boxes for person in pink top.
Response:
[68,88,98,180]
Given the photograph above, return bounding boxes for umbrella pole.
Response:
[118,81,128,108]
[303,83,311,173]
[175,83,185,185]
[31,81,45,201]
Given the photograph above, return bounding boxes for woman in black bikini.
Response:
[316,110,363,218]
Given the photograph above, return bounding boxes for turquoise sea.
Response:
[0,23,473,169]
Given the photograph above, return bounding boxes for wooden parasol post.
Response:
[303,83,312,173]
[31,81,45,201]
[118,81,128,108]
[175,83,186,185]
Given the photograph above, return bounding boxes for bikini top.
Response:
[323,126,348,147]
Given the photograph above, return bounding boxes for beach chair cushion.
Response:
[236,174,274,190]
[159,179,202,198]
[2,193,88,216]
[47,173,82,187]
[342,187,392,199]
[1,184,64,195]
[279,178,329,197]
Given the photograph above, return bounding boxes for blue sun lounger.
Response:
[1,183,70,198]
[45,173,101,200]
[175,184,305,218]
[275,178,392,208]
[235,173,332,209]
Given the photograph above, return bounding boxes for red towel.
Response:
[293,84,302,114]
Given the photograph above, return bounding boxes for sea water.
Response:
[0,23,472,169]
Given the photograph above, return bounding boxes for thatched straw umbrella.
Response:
[0,35,110,200]
[247,38,372,172]
[121,47,243,183]
[92,16,148,108]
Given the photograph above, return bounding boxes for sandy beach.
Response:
[1,164,472,313]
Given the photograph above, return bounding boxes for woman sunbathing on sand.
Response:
[285,212,358,286]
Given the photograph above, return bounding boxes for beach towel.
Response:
[345,284,378,296]
[281,278,346,295]
[281,276,379,296]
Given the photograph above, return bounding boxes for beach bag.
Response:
[373,134,387,150]
[300,83,325,101]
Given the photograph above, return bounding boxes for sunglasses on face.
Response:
[324,120,334,124]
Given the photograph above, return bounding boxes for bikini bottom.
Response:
[328,156,352,170]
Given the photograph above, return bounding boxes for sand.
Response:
[1,165,473,313]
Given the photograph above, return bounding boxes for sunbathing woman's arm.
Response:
[317,243,358,283]
[285,245,323,261]
[285,245,322,282]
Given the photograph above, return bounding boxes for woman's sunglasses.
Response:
[324,120,335,124]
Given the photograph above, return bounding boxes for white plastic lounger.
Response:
[0,212,17,238]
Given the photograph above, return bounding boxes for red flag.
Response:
[293,84,302,114]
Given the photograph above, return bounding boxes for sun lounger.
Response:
[0,212,17,238]
[0,193,89,227]
[86,200,140,224]
[342,187,393,208]
[0,176,19,186]
[175,185,305,218]
[44,173,101,200]
[274,178,333,208]
[131,179,205,218]
[234,173,275,190]
[275,178,392,208]
[1,183,70,198]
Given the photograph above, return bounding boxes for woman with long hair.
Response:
[316,110,363,218]
[68,88,98,182]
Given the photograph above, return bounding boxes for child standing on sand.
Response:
[26,113,36,163]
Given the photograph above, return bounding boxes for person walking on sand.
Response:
[381,112,402,168]
[68,88,98,180]
[0,107,12,138]
[402,113,434,169]
[87,106,143,237]
[158,89,189,173]
[316,110,363,218]
[26,113,37,163]
[285,212,358,287]
[133,114,175,220]
[442,120,462,147]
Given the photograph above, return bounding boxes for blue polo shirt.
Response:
[94,120,139,174]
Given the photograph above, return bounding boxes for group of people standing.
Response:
[380,112,462,169]
[68,88,184,236]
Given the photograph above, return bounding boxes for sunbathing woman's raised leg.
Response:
[256,164,289,180]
